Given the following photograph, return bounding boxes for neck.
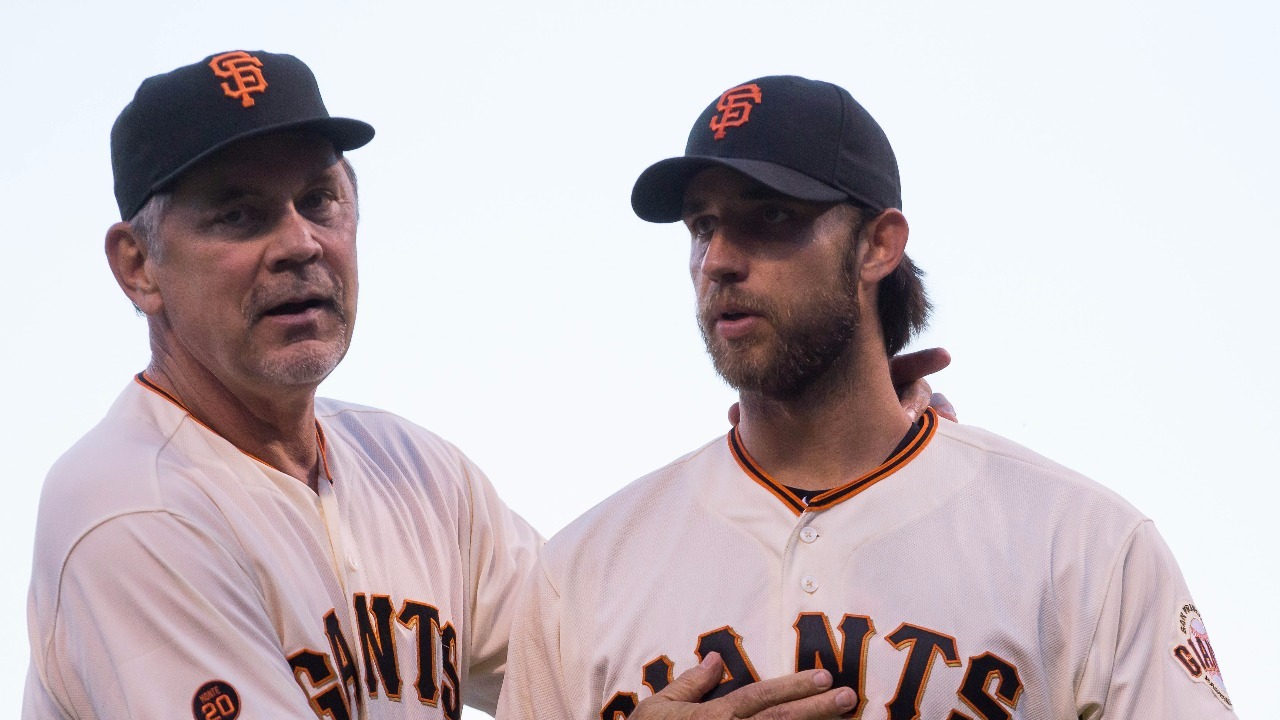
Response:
[144,353,323,491]
[734,334,911,492]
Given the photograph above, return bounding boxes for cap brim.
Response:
[144,116,375,206]
[631,156,848,223]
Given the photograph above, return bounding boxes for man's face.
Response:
[146,132,358,395]
[683,167,862,398]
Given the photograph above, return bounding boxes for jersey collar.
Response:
[134,372,333,483]
[727,407,938,515]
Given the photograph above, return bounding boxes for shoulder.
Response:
[919,420,1150,550]
[38,382,195,537]
[540,435,725,575]
[316,397,478,478]
[933,420,1141,506]
[314,397,496,505]
[315,397,462,460]
[30,382,243,645]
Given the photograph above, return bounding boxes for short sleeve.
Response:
[495,557,580,720]
[26,512,315,719]
[1077,520,1236,718]
[458,455,544,715]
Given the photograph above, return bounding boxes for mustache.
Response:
[246,269,346,321]
[698,288,774,323]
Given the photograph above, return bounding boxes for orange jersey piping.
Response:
[133,372,333,483]
[728,407,938,516]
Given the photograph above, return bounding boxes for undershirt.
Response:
[782,417,924,506]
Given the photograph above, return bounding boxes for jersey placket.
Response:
[312,439,370,716]
[778,509,825,673]
[315,471,355,592]
[726,411,938,679]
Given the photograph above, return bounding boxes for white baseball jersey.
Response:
[497,409,1235,719]
[25,376,542,720]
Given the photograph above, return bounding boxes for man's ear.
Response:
[105,222,162,315]
[856,209,909,284]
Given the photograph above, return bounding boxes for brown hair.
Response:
[848,206,931,356]
[877,252,930,356]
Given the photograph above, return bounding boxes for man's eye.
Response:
[691,216,716,237]
[218,208,247,226]
[762,206,791,224]
[299,190,333,211]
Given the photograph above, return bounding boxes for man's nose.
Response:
[265,208,323,270]
[698,230,748,284]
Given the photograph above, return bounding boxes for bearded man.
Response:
[495,76,1237,720]
[24,56,951,720]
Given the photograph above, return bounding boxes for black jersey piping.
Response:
[727,407,938,515]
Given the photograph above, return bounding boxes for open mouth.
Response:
[262,298,331,317]
[722,311,750,321]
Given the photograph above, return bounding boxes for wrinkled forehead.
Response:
[167,131,344,202]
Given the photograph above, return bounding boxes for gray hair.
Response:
[129,192,170,262]
[126,156,359,262]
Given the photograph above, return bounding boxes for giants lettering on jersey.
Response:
[1170,603,1231,709]
[287,594,462,720]
[602,613,1022,720]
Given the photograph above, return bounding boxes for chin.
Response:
[708,342,834,400]
[254,342,348,387]
[709,350,780,392]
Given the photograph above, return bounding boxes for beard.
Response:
[698,253,860,400]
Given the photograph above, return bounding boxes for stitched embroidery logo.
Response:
[209,51,268,107]
[709,83,762,140]
[192,680,241,720]
[1170,603,1231,709]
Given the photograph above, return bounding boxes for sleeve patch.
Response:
[1169,603,1231,709]
[192,680,242,720]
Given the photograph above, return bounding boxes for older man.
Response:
[24,54,951,720]
[22,51,542,720]
[496,76,1236,719]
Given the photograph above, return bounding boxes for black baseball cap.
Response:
[631,75,900,223]
[111,50,375,220]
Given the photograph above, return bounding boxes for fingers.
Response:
[656,652,727,703]
[710,669,854,719]
[930,392,958,422]
[634,663,857,720]
[897,378,932,422]
[751,687,857,720]
[889,347,951,389]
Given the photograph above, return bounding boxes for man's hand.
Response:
[726,347,957,425]
[631,652,856,720]
[890,347,957,422]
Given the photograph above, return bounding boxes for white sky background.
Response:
[1,1,1275,717]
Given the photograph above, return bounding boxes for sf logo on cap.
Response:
[709,83,763,140]
[209,51,268,108]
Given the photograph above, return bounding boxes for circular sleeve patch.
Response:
[192,680,241,720]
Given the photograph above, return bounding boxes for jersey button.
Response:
[346,553,359,572]
[800,527,819,544]
[801,575,818,593]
